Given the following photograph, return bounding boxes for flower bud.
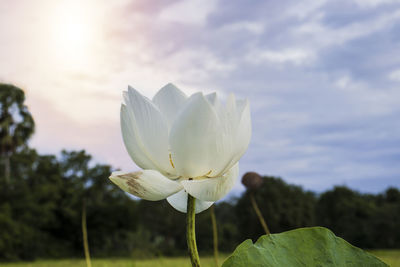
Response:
[241,172,263,190]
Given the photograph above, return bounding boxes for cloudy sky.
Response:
[0,0,399,195]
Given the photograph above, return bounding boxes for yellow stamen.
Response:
[205,170,212,177]
[169,153,175,168]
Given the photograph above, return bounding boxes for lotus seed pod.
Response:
[241,172,263,190]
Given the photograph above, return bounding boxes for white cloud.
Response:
[335,75,366,90]
[294,9,400,48]
[158,0,218,25]
[219,21,265,35]
[286,0,327,19]
[353,0,400,8]
[334,75,400,116]
[160,48,236,85]
[2,0,400,193]
[388,69,400,81]
[246,48,315,65]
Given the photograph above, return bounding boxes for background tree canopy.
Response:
[0,84,399,261]
[0,83,35,184]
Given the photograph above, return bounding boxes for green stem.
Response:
[250,192,271,235]
[187,194,201,267]
[210,205,219,267]
[82,200,92,267]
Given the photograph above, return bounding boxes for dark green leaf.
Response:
[222,227,388,267]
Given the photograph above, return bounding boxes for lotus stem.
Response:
[210,205,219,267]
[82,200,92,267]
[187,194,201,267]
[250,192,270,235]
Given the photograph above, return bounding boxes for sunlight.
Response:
[59,12,91,49]
[48,0,99,68]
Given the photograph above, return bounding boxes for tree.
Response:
[316,186,378,248]
[236,176,316,241]
[0,84,35,183]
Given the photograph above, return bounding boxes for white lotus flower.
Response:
[109,83,251,213]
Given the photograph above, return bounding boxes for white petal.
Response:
[166,190,214,214]
[220,98,252,174]
[123,91,129,104]
[169,93,233,178]
[109,170,182,201]
[123,87,174,174]
[121,105,159,170]
[206,93,237,176]
[181,163,239,202]
[205,92,217,105]
[233,99,251,161]
[152,83,187,128]
[226,93,237,114]
[236,99,248,117]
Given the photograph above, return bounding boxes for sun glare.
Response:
[48,0,99,68]
[60,13,91,49]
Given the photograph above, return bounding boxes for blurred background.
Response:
[0,0,399,264]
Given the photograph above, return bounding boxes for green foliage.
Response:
[1,147,400,261]
[0,84,35,153]
[1,149,400,261]
[316,186,400,248]
[214,202,239,252]
[1,86,399,262]
[0,83,35,183]
[0,148,139,260]
[235,176,316,240]
[0,255,231,267]
[369,250,400,267]
[222,227,388,267]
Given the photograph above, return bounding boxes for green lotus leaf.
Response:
[222,227,388,267]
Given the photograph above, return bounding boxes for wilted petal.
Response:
[109,170,182,201]
[166,189,214,213]
[169,93,233,178]
[152,83,187,128]
[123,87,174,174]
[181,163,239,202]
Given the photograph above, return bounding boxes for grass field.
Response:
[0,255,225,267]
[370,250,400,267]
[0,251,398,267]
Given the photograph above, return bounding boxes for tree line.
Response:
[0,83,399,261]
